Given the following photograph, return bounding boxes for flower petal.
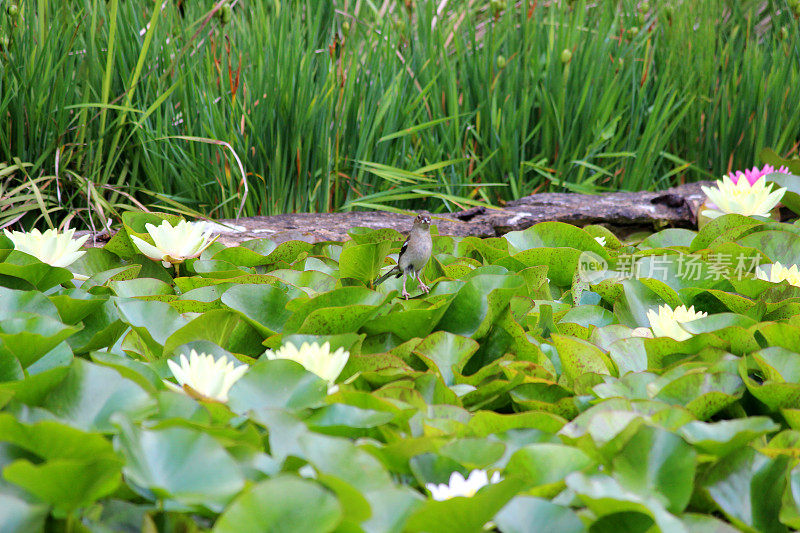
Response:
[131,235,167,262]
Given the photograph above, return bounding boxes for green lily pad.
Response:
[340,240,392,283]
[505,222,609,259]
[213,475,342,533]
[507,443,594,491]
[115,298,189,357]
[494,496,586,533]
[511,248,584,287]
[0,251,74,291]
[552,334,616,389]
[701,447,788,533]
[612,425,696,513]
[411,331,479,386]
[348,227,404,245]
[220,282,305,336]
[565,472,686,532]
[48,288,107,324]
[227,358,328,413]
[362,297,455,341]
[680,417,779,456]
[0,286,60,320]
[0,313,79,369]
[654,372,743,420]
[640,229,696,249]
[114,418,245,512]
[457,236,511,264]
[690,214,763,252]
[0,414,123,514]
[435,272,524,338]
[163,309,264,358]
[403,477,525,533]
[108,278,174,298]
[283,287,390,334]
[737,230,800,267]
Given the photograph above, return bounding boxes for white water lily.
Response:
[594,236,607,247]
[646,304,707,341]
[701,175,786,219]
[756,262,800,288]
[264,341,349,392]
[426,470,502,501]
[4,226,88,269]
[165,350,248,402]
[131,219,217,268]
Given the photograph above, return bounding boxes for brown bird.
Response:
[374,212,433,299]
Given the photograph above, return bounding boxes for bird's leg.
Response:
[401,271,410,299]
[415,270,430,293]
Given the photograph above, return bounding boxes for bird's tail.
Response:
[373,267,400,287]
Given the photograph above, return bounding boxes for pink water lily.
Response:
[726,164,790,186]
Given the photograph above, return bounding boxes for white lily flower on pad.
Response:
[756,262,800,288]
[264,341,349,393]
[131,219,217,268]
[700,175,785,220]
[165,350,248,402]
[426,470,502,501]
[646,304,707,342]
[4,226,88,269]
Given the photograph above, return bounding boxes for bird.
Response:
[374,212,433,299]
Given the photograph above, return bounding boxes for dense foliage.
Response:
[4,199,800,530]
[1,0,799,226]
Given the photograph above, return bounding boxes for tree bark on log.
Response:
[79,182,712,247]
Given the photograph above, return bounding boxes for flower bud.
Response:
[7,3,19,17]
[628,26,639,38]
[560,48,572,64]
[779,26,789,40]
[342,21,350,36]
[640,1,650,12]
[496,54,506,69]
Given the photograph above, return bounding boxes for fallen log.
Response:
[78,181,712,246]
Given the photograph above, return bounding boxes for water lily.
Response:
[701,175,786,220]
[263,341,349,392]
[4,226,88,269]
[646,304,707,341]
[131,219,217,268]
[595,236,607,247]
[426,470,502,501]
[726,164,790,186]
[756,262,800,288]
[164,350,248,402]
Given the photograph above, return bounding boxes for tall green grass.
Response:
[0,0,798,227]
